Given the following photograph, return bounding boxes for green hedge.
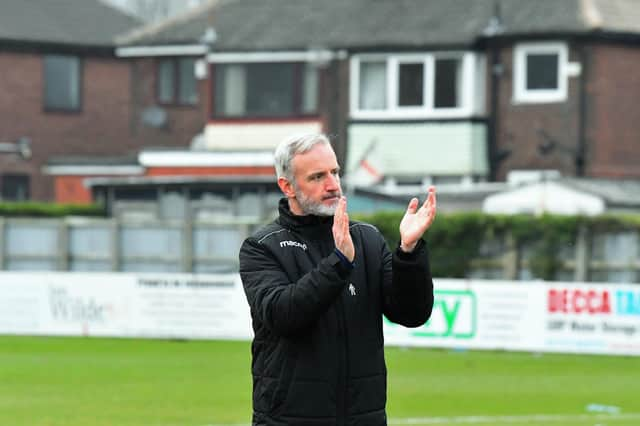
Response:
[0,202,105,218]
[355,211,640,280]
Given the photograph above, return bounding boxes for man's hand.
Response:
[399,186,437,253]
[332,196,355,262]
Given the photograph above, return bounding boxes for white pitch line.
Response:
[201,412,640,426]
[388,413,640,424]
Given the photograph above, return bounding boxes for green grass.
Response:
[1,336,639,426]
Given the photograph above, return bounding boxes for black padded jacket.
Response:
[239,199,434,426]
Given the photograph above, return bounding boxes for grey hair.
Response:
[274,133,332,181]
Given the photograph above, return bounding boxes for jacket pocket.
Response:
[253,341,298,415]
[347,373,387,416]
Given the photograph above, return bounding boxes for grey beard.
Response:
[294,188,341,216]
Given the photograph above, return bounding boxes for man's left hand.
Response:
[399,186,437,253]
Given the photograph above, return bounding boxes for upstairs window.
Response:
[157,57,199,105]
[513,42,568,103]
[44,55,80,111]
[434,58,463,108]
[213,62,318,118]
[398,62,424,106]
[359,61,387,110]
[351,53,475,119]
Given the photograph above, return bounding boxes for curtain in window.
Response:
[44,55,80,110]
[221,65,247,116]
[359,62,386,110]
[178,58,198,104]
[302,64,319,114]
[158,60,175,103]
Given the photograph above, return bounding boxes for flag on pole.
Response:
[345,139,384,187]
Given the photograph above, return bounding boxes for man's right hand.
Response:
[332,197,355,262]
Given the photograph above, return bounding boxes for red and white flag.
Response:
[345,139,384,187]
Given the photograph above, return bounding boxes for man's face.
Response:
[286,143,342,216]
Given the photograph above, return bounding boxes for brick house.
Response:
[484,0,640,181]
[9,0,640,206]
[113,0,640,201]
[0,0,144,202]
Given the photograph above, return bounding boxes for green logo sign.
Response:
[385,290,477,339]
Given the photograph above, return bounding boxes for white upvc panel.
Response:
[347,122,488,177]
[203,121,323,150]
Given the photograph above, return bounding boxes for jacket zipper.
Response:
[336,295,348,426]
[318,233,349,425]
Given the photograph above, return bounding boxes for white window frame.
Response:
[513,42,568,104]
[350,52,477,120]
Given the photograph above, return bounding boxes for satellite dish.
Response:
[17,137,31,159]
[141,106,168,128]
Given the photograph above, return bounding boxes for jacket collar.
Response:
[277,198,334,233]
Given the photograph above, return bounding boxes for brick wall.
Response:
[0,52,208,201]
[492,40,640,181]
[584,43,640,178]
[493,43,582,181]
[0,51,135,200]
[129,57,207,148]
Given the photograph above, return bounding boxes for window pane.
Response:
[246,63,294,117]
[157,60,175,103]
[215,63,294,117]
[434,58,462,108]
[44,55,80,110]
[302,64,319,114]
[178,58,198,105]
[526,53,558,90]
[398,63,423,106]
[1,174,29,201]
[215,64,247,117]
[359,61,386,110]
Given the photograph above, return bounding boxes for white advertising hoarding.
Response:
[0,272,252,340]
[0,273,638,356]
[384,279,640,356]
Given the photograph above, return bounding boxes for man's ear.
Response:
[277,176,296,198]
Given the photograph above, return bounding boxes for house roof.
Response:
[118,0,640,51]
[483,177,640,216]
[482,181,606,216]
[0,0,140,47]
[561,178,640,208]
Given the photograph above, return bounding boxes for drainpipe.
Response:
[483,1,505,181]
[576,43,588,177]
[488,43,502,181]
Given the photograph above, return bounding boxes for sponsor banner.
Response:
[1,273,638,356]
[383,279,546,352]
[0,272,252,340]
[130,275,251,339]
[544,284,640,355]
[383,279,640,356]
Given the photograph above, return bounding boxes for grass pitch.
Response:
[1,336,639,426]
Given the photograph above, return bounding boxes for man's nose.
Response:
[326,173,340,191]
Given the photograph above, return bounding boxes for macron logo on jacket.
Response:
[279,240,307,251]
